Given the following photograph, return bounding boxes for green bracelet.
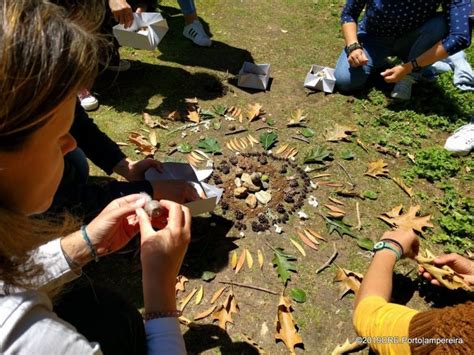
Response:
[81,225,99,262]
[373,241,402,261]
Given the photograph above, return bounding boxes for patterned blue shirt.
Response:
[341,0,472,55]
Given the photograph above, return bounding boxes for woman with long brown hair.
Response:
[0,1,189,353]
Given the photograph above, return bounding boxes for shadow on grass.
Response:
[183,324,260,354]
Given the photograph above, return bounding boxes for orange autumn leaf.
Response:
[187,110,200,123]
[235,249,246,274]
[128,132,157,156]
[247,103,264,122]
[210,286,228,304]
[379,205,433,233]
[212,291,239,330]
[364,159,389,178]
[275,296,303,354]
[175,275,188,293]
[179,287,197,311]
[333,267,363,300]
[194,305,217,321]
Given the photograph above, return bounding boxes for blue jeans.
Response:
[177,0,196,15]
[335,14,448,92]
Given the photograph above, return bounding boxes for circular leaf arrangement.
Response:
[210,151,312,232]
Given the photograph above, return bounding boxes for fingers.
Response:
[136,207,156,236]
[159,200,183,230]
[182,206,192,240]
[107,194,148,210]
[433,253,459,266]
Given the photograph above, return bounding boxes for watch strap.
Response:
[345,42,363,56]
[410,58,421,72]
[373,241,402,261]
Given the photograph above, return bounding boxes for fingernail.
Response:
[133,197,147,208]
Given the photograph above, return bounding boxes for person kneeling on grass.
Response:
[353,228,474,354]
[0,1,190,354]
[335,0,472,100]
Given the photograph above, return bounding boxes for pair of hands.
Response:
[108,0,147,28]
[380,229,474,287]
[348,48,409,83]
[86,194,191,288]
[113,158,200,204]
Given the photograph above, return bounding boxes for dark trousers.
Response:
[53,285,146,355]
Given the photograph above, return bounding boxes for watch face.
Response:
[373,241,384,250]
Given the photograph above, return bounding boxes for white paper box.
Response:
[304,65,336,93]
[237,62,271,90]
[113,12,168,50]
[145,163,223,216]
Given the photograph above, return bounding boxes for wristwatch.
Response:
[373,241,402,261]
[345,42,363,56]
[410,58,422,72]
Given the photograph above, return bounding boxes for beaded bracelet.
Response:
[143,310,183,321]
[81,225,99,262]
[380,238,405,256]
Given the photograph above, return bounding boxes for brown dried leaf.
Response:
[299,230,319,246]
[179,287,198,311]
[415,250,473,291]
[166,110,182,121]
[187,110,200,123]
[128,132,157,156]
[287,108,307,127]
[194,305,217,321]
[195,285,204,305]
[325,204,346,216]
[305,228,327,241]
[175,275,188,293]
[275,296,303,353]
[257,249,264,270]
[186,154,199,167]
[379,205,433,233]
[210,286,228,304]
[364,159,389,178]
[247,103,264,122]
[328,197,345,206]
[325,124,357,142]
[235,250,246,274]
[149,130,158,147]
[331,338,366,355]
[334,267,363,300]
[298,232,319,251]
[143,112,159,128]
[391,177,414,198]
[275,143,289,155]
[212,291,239,330]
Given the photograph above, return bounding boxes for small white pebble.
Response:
[206,160,214,168]
[239,232,245,237]
[310,181,317,189]
[297,211,309,220]
[274,224,283,234]
[181,132,187,138]
[304,166,312,172]
[308,195,319,207]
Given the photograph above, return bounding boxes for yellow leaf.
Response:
[246,249,254,269]
[379,204,433,233]
[235,250,246,274]
[331,338,366,355]
[333,267,363,299]
[231,251,238,269]
[364,159,389,178]
[149,130,158,147]
[275,296,303,353]
[247,103,263,122]
[195,285,204,305]
[194,305,217,321]
[257,249,264,270]
[325,124,357,142]
[290,238,306,257]
[212,291,239,330]
[187,110,200,123]
[179,287,197,311]
[175,275,188,293]
[210,286,228,304]
[391,176,414,198]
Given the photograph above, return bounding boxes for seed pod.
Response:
[144,200,162,218]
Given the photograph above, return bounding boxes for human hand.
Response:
[113,157,163,182]
[137,200,191,312]
[347,48,368,67]
[108,0,134,28]
[381,64,410,83]
[381,228,419,258]
[151,179,200,204]
[86,194,147,256]
[419,253,474,287]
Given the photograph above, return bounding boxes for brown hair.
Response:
[0,0,103,290]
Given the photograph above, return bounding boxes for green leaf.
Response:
[177,142,193,153]
[357,238,374,250]
[212,105,227,116]
[303,146,332,164]
[267,118,276,126]
[197,138,221,154]
[324,216,354,237]
[300,128,315,138]
[259,131,278,150]
[363,190,378,200]
[213,121,222,130]
[199,109,216,120]
[272,248,297,285]
[201,271,216,282]
[289,288,307,303]
[340,150,354,160]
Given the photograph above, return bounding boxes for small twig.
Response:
[336,161,354,185]
[355,202,362,230]
[256,125,278,131]
[225,128,248,136]
[167,147,178,156]
[291,135,310,144]
[264,239,278,253]
[356,138,369,153]
[218,281,278,295]
[286,123,308,128]
[166,120,209,135]
[316,243,338,274]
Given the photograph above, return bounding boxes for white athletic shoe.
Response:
[78,89,99,111]
[444,122,474,156]
[391,77,414,100]
[183,20,211,47]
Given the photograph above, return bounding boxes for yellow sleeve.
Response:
[353,296,419,355]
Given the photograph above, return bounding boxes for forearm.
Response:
[342,22,359,46]
[354,250,397,308]
[112,157,133,179]
[60,231,94,267]
[142,264,177,313]
[400,42,449,74]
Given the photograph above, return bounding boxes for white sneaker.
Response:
[444,122,474,156]
[183,20,211,47]
[391,77,414,100]
[78,89,99,111]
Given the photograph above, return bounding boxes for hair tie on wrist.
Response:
[380,238,405,256]
[81,225,99,262]
[143,310,183,321]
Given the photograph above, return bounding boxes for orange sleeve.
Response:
[353,296,419,355]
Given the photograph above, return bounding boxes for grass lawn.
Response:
[85,0,473,353]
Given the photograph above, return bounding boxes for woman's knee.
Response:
[335,66,368,93]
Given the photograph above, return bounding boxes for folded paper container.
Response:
[113,12,168,50]
[237,62,271,90]
[304,65,336,93]
[145,163,223,216]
